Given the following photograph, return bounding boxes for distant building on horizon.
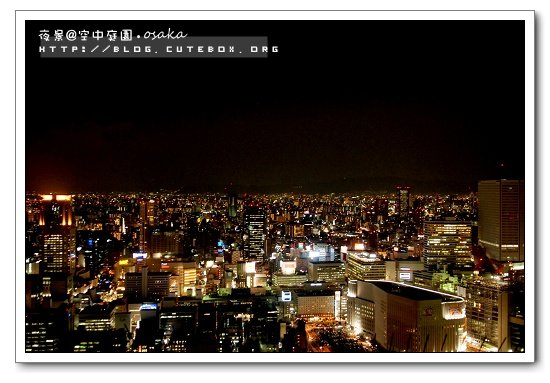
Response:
[396,186,411,221]
[375,198,389,224]
[227,191,238,218]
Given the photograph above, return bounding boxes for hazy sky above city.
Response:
[25,20,525,193]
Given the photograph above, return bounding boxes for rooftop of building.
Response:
[295,289,336,297]
[308,260,344,265]
[423,219,472,225]
[125,271,172,277]
[367,281,463,303]
[159,305,198,314]
[346,252,384,262]
[79,303,113,316]
[466,275,510,289]
[273,272,308,276]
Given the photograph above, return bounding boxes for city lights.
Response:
[23,186,526,354]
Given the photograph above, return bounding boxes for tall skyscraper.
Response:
[227,192,238,218]
[396,186,410,221]
[478,180,525,262]
[243,207,266,263]
[139,199,158,226]
[422,220,472,270]
[38,194,76,274]
[139,198,158,254]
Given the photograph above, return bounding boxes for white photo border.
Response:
[15,9,535,364]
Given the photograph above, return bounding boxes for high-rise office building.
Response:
[139,199,158,226]
[346,251,386,281]
[77,230,112,278]
[159,304,199,352]
[138,199,158,254]
[459,275,513,352]
[77,304,113,332]
[271,273,308,287]
[42,231,74,274]
[25,304,73,352]
[243,208,266,263]
[307,261,346,285]
[422,220,472,270]
[478,180,525,262]
[150,230,183,255]
[38,194,76,274]
[295,291,336,320]
[396,186,411,221]
[125,267,171,301]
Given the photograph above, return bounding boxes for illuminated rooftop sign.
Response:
[282,291,292,302]
[40,194,72,201]
[399,272,412,281]
[140,303,158,311]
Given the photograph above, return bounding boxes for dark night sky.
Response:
[25,20,525,194]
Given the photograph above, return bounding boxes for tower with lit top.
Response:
[38,194,76,274]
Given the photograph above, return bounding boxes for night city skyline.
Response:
[21,15,531,360]
[25,19,525,194]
